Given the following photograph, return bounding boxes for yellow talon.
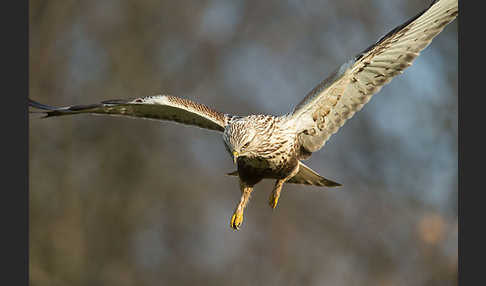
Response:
[269,193,280,209]
[230,211,244,230]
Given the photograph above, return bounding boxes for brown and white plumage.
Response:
[29,0,458,231]
[291,0,458,153]
[29,95,230,132]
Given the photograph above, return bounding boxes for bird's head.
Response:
[223,118,258,164]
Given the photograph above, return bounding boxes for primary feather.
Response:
[29,95,230,132]
[291,0,458,153]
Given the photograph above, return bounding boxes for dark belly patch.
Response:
[237,156,299,186]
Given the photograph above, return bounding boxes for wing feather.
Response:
[291,0,457,153]
[29,95,230,132]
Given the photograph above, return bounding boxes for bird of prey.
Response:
[29,0,458,230]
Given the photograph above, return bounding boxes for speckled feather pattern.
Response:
[292,0,458,153]
[28,0,457,230]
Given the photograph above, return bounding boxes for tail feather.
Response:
[226,162,341,188]
[288,162,341,187]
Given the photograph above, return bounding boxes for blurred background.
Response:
[29,0,457,285]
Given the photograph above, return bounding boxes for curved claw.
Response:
[269,179,285,209]
[230,211,244,230]
[268,193,280,209]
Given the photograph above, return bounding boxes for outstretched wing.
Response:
[29,95,231,132]
[291,0,458,153]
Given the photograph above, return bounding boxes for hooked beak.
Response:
[232,151,239,165]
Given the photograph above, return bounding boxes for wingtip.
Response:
[323,179,342,188]
[28,98,58,111]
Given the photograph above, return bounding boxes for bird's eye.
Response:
[242,142,250,149]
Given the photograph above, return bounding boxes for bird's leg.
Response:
[269,166,300,209]
[230,180,253,231]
